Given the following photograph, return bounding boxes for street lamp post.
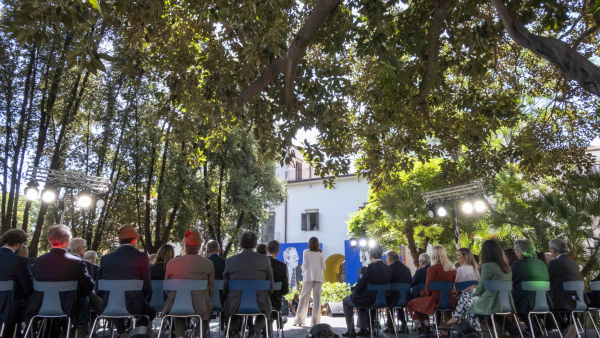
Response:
[422,182,488,249]
[24,166,110,223]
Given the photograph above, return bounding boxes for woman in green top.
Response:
[449,240,515,331]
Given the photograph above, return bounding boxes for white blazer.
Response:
[301,249,326,283]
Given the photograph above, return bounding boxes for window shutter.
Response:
[301,213,307,231]
[315,212,319,230]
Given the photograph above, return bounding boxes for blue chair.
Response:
[482,280,523,338]
[455,281,478,291]
[271,282,284,338]
[158,279,209,338]
[521,281,562,338]
[150,280,165,311]
[24,281,78,338]
[0,280,14,337]
[89,280,145,338]
[353,284,396,338]
[389,283,411,333]
[226,280,271,338]
[564,281,600,338]
[428,281,454,338]
[210,280,225,338]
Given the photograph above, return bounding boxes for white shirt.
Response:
[301,249,326,283]
[455,264,479,282]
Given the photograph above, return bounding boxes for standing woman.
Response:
[293,237,326,326]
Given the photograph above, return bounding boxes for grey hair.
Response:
[184,243,200,255]
[386,250,400,262]
[549,238,568,254]
[206,240,220,254]
[283,247,297,260]
[68,238,86,253]
[84,250,98,261]
[419,253,431,265]
[370,244,383,259]
[47,224,72,246]
[514,238,536,258]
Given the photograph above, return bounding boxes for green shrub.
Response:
[283,282,352,303]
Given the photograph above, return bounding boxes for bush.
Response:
[283,282,351,303]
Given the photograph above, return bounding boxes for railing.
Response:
[284,169,335,182]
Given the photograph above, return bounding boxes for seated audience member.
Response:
[503,248,518,267]
[266,241,289,327]
[83,250,99,281]
[256,244,267,255]
[69,238,102,338]
[341,244,391,337]
[289,294,299,316]
[411,254,431,300]
[511,238,549,336]
[163,229,214,338]
[548,238,579,338]
[97,224,155,337]
[544,252,553,264]
[149,254,157,265]
[224,232,273,338]
[455,248,479,283]
[69,238,95,283]
[384,250,412,334]
[28,225,101,338]
[151,244,175,280]
[407,245,455,338]
[586,251,600,308]
[451,240,516,334]
[0,229,33,338]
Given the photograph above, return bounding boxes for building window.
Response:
[296,162,302,180]
[301,211,319,231]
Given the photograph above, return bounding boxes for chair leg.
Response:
[219,312,222,338]
[528,314,535,338]
[23,316,37,338]
[549,312,564,338]
[586,311,600,338]
[368,310,373,338]
[490,314,499,338]
[511,314,524,338]
[433,312,440,338]
[157,316,167,338]
[533,314,546,337]
[388,308,398,338]
[89,316,101,338]
[572,313,582,338]
[226,316,233,338]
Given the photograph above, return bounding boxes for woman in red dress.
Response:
[407,245,456,338]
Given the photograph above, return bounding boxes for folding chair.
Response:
[389,283,411,334]
[210,280,225,338]
[563,281,600,338]
[483,280,524,338]
[0,281,14,338]
[428,281,454,338]
[149,280,165,332]
[353,284,397,338]
[455,281,478,292]
[89,280,145,338]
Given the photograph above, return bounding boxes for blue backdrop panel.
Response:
[276,242,322,289]
[343,242,404,286]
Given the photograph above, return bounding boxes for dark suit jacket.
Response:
[0,247,33,323]
[150,263,167,280]
[269,256,289,311]
[586,273,600,307]
[387,261,412,308]
[97,245,154,316]
[511,257,550,314]
[208,254,226,280]
[91,264,99,281]
[411,265,430,300]
[351,260,392,308]
[548,254,580,311]
[223,249,273,321]
[28,248,94,318]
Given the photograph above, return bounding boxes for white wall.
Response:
[273,175,369,259]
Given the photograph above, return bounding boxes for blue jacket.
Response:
[0,247,33,323]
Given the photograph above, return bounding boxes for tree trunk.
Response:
[224,211,245,257]
[160,204,179,245]
[154,126,171,248]
[2,48,16,233]
[405,224,429,267]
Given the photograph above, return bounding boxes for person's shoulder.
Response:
[270,257,286,268]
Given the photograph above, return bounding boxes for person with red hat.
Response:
[163,228,215,338]
[96,224,156,338]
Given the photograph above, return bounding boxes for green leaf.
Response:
[98,53,116,61]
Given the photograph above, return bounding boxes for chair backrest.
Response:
[273,282,282,291]
[367,284,391,309]
[211,280,224,312]
[455,281,478,291]
[228,280,271,315]
[163,279,208,316]
[98,280,144,317]
[428,281,454,311]
[563,281,587,311]
[389,283,411,308]
[150,280,165,310]
[521,281,550,312]
[0,280,14,318]
[590,281,600,291]
[484,280,513,313]
[0,281,14,292]
[34,281,78,317]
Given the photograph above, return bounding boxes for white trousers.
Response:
[294,281,323,326]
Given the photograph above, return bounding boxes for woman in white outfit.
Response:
[293,237,326,326]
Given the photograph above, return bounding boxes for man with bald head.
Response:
[70,238,95,282]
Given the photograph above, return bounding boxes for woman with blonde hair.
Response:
[293,237,326,326]
[455,248,479,282]
[150,244,175,280]
[407,245,456,338]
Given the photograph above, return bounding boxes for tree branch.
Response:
[488,0,600,97]
[572,21,600,49]
[232,0,340,109]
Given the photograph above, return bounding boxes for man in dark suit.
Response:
[342,244,392,337]
[511,238,549,336]
[267,241,289,320]
[28,225,101,338]
[586,251,600,307]
[223,232,273,338]
[207,240,226,280]
[548,238,579,338]
[97,224,155,336]
[411,253,430,300]
[384,250,411,334]
[0,229,33,338]
[83,250,99,281]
